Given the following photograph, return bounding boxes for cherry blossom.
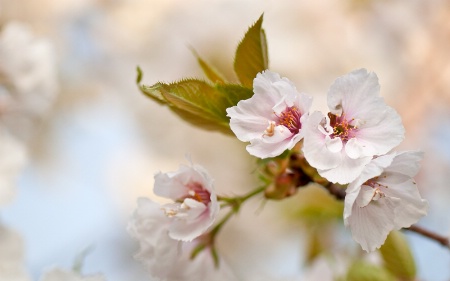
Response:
[154,162,219,241]
[302,69,405,184]
[128,198,237,281]
[0,22,58,141]
[227,70,312,158]
[128,198,180,279]
[344,151,428,252]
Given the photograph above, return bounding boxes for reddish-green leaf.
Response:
[234,14,269,88]
[138,71,253,134]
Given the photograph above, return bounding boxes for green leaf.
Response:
[380,231,417,280]
[346,261,396,281]
[159,79,228,121]
[168,105,232,135]
[138,74,253,134]
[140,82,169,105]
[234,14,269,88]
[215,84,253,110]
[190,48,226,84]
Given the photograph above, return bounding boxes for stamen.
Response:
[184,182,211,204]
[276,106,301,134]
[372,188,385,200]
[328,112,356,142]
[364,177,389,189]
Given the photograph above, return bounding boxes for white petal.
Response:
[318,152,371,184]
[302,111,341,170]
[169,199,214,241]
[355,106,405,155]
[226,95,276,142]
[246,130,293,158]
[347,153,395,192]
[384,151,423,178]
[325,135,343,153]
[345,138,364,159]
[254,70,297,100]
[347,196,399,252]
[154,171,188,200]
[344,189,359,222]
[127,198,180,277]
[327,69,383,120]
[379,180,428,229]
[355,185,377,207]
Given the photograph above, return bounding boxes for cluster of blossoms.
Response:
[129,68,429,279]
[227,69,428,252]
[128,162,237,280]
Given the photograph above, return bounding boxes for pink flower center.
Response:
[185,182,211,204]
[328,113,356,142]
[276,106,302,134]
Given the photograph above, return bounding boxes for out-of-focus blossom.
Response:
[128,198,237,281]
[303,69,404,184]
[0,131,27,207]
[344,151,428,252]
[0,224,30,281]
[227,70,312,158]
[0,22,57,141]
[128,198,179,279]
[154,162,219,241]
[39,268,106,281]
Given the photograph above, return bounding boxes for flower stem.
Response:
[207,186,266,258]
[210,210,234,237]
[218,186,266,210]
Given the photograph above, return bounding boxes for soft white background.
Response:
[1,0,450,280]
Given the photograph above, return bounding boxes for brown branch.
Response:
[324,183,346,200]
[406,224,450,249]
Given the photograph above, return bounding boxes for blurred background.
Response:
[0,0,449,280]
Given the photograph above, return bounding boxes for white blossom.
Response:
[344,151,428,252]
[128,198,237,281]
[0,22,58,141]
[154,162,219,241]
[128,198,180,279]
[302,69,404,184]
[227,70,312,158]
